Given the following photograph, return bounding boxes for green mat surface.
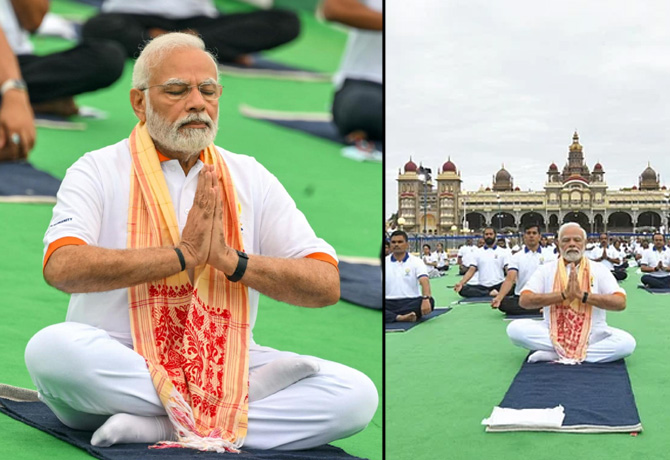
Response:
[386,266,668,460]
[0,1,381,459]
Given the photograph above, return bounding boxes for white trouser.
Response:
[506,319,636,363]
[24,322,378,450]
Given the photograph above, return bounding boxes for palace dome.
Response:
[404,158,417,173]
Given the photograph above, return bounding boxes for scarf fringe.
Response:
[150,379,242,453]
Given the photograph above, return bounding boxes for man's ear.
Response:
[130,88,147,123]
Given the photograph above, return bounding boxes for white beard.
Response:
[563,249,583,263]
[145,96,219,156]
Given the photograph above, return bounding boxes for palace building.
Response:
[395,132,669,234]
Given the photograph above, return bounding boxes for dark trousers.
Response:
[332,78,383,143]
[498,295,542,316]
[17,41,125,104]
[612,269,627,281]
[81,11,300,61]
[437,265,449,272]
[458,265,468,276]
[641,274,670,289]
[459,282,502,298]
[385,297,435,323]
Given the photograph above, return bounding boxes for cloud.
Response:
[386,0,670,217]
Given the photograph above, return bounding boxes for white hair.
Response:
[557,222,587,242]
[132,32,219,89]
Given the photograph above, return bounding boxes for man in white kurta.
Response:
[639,233,670,289]
[506,223,636,363]
[24,33,377,451]
[385,231,433,323]
[491,224,557,315]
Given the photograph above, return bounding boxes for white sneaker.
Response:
[341,145,382,163]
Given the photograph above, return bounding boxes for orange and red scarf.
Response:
[127,122,249,452]
[549,257,593,363]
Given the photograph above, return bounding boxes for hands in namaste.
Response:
[562,263,584,303]
[177,165,236,274]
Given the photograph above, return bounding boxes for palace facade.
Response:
[395,132,669,234]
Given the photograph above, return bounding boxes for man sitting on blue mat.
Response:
[491,223,557,316]
[454,227,508,298]
[507,223,636,364]
[640,233,670,289]
[24,33,377,452]
[385,230,434,323]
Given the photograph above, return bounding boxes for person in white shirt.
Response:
[492,224,557,315]
[640,233,670,289]
[421,244,441,278]
[457,239,476,275]
[385,231,433,322]
[634,239,649,262]
[497,237,512,259]
[507,223,635,364]
[81,0,299,64]
[612,239,629,272]
[590,233,627,281]
[324,0,382,145]
[433,242,449,272]
[24,33,377,451]
[454,227,507,297]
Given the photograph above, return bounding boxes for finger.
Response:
[20,132,30,160]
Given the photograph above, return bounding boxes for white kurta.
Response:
[27,140,377,449]
[507,259,635,363]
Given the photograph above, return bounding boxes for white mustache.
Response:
[178,114,212,128]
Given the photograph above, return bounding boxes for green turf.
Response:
[386,267,668,460]
[0,1,381,459]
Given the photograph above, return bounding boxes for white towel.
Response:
[482,405,565,428]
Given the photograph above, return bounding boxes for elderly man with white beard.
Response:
[24,33,377,453]
[506,223,636,364]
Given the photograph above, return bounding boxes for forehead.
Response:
[390,237,406,243]
[151,48,217,83]
[560,228,584,240]
[484,229,494,235]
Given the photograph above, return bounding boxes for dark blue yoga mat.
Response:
[503,313,543,321]
[496,358,641,431]
[0,399,367,459]
[637,285,670,294]
[219,56,330,81]
[339,261,381,310]
[455,296,493,304]
[385,308,452,333]
[239,105,383,151]
[268,119,344,144]
[0,161,60,201]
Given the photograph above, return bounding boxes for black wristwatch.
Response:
[226,250,249,282]
[422,295,431,300]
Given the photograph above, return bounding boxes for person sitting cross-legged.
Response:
[454,227,508,298]
[506,223,636,364]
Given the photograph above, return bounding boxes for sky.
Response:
[386,0,670,218]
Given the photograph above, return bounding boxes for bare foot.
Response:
[32,97,79,117]
[396,312,417,322]
[148,27,168,39]
[345,130,368,145]
[489,289,499,296]
[233,54,255,67]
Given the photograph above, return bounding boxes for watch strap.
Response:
[1,79,27,96]
[226,250,248,282]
